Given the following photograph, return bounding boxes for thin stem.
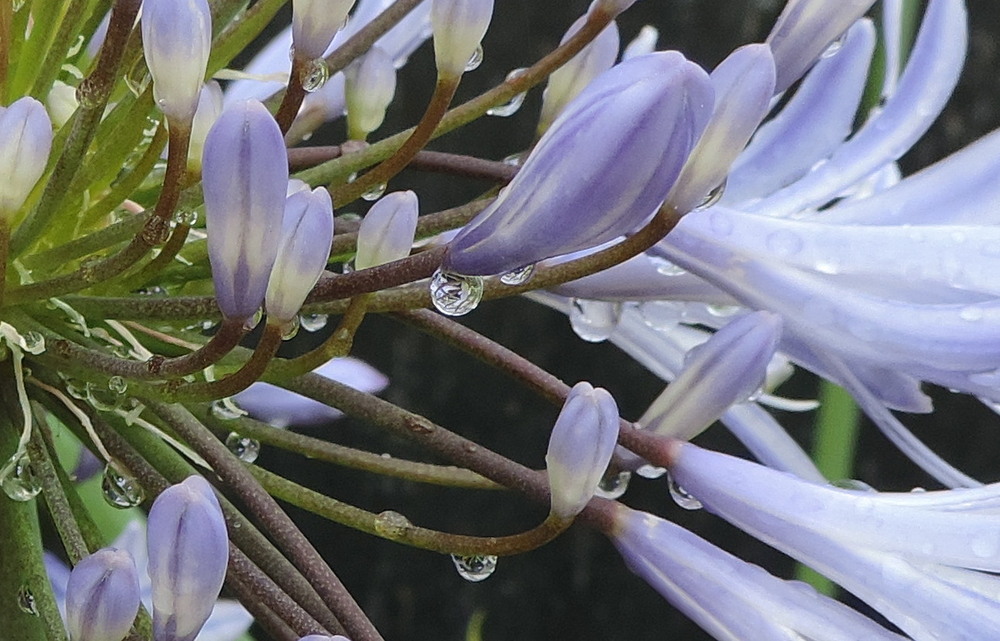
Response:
[289,146,518,184]
[142,400,383,641]
[309,246,446,301]
[334,77,459,207]
[255,466,567,556]
[269,295,370,379]
[152,124,193,224]
[275,56,309,134]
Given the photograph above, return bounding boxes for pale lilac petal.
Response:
[141,0,212,122]
[0,97,53,217]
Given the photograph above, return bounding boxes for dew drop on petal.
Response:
[1,451,41,502]
[693,177,727,211]
[569,299,622,343]
[499,264,534,286]
[464,45,484,72]
[101,464,145,508]
[225,432,261,464]
[821,32,847,58]
[667,473,702,510]
[430,269,484,317]
[594,470,631,499]
[451,554,497,582]
[302,58,330,92]
[299,314,329,332]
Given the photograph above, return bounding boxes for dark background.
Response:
[252,1,1000,639]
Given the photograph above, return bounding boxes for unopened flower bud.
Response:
[66,548,141,641]
[537,17,619,135]
[187,81,224,175]
[622,25,659,60]
[344,45,397,140]
[265,188,335,323]
[45,80,78,128]
[141,0,212,123]
[203,100,289,322]
[443,52,713,276]
[292,0,357,61]
[0,97,52,219]
[355,191,418,270]
[431,0,494,79]
[666,44,775,213]
[637,312,782,442]
[147,476,229,641]
[546,382,620,519]
[767,0,877,93]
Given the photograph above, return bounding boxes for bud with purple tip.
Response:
[65,548,141,641]
[0,97,52,220]
[355,190,419,270]
[265,187,335,324]
[430,0,494,78]
[147,476,229,641]
[443,52,714,276]
[546,382,620,519]
[203,100,289,322]
[141,0,213,124]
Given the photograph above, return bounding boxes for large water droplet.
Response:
[694,177,727,211]
[487,68,528,117]
[302,58,330,92]
[173,209,199,227]
[244,308,264,331]
[373,510,411,538]
[1,451,41,502]
[569,299,622,343]
[225,433,261,464]
[299,314,329,332]
[499,264,534,286]
[280,316,300,340]
[361,182,387,202]
[464,45,484,72]
[101,465,145,508]
[451,554,496,582]
[17,586,38,616]
[430,269,484,317]
[667,473,702,510]
[594,470,631,499]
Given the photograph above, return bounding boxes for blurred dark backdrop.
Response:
[249,1,1000,640]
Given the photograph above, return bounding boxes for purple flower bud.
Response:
[203,100,289,321]
[265,188,335,323]
[430,0,494,78]
[66,548,141,641]
[0,97,52,219]
[141,0,212,123]
[767,0,877,93]
[636,312,782,443]
[355,190,419,270]
[443,52,713,276]
[538,17,620,134]
[666,44,775,213]
[344,45,397,140]
[546,382,620,519]
[147,476,229,641]
[292,0,357,60]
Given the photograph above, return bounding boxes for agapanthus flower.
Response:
[141,0,212,124]
[65,548,141,641]
[354,190,419,270]
[291,0,357,61]
[430,0,494,79]
[0,97,52,220]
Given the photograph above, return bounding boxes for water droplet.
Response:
[821,33,846,58]
[705,304,742,318]
[708,210,734,236]
[173,209,198,226]
[502,153,524,167]
[464,45,484,72]
[487,68,528,117]
[652,258,686,277]
[430,269,484,317]
[451,554,496,582]
[210,399,246,420]
[1,451,41,502]
[244,308,264,331]
[20,331,44,354]
[101,465,145,508]
[361,182,387,201]
[86,382,121,411]
[225,433,261,464]
[499,264,534,286]
[107,376,128,395]
[75,80,102,109]
[301,58,330,92]
[569,299,622,343]
[667,473,702,510]
[280,316,300,340]
[373,510,411,538]
[960,306,984,322]
[765,229,804,257]
[693,178,727,211]
[594,470,631,499]
[17,586,38,616]
[635,463,666,479]
[342,259,356,274]
[299,314,328,332]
